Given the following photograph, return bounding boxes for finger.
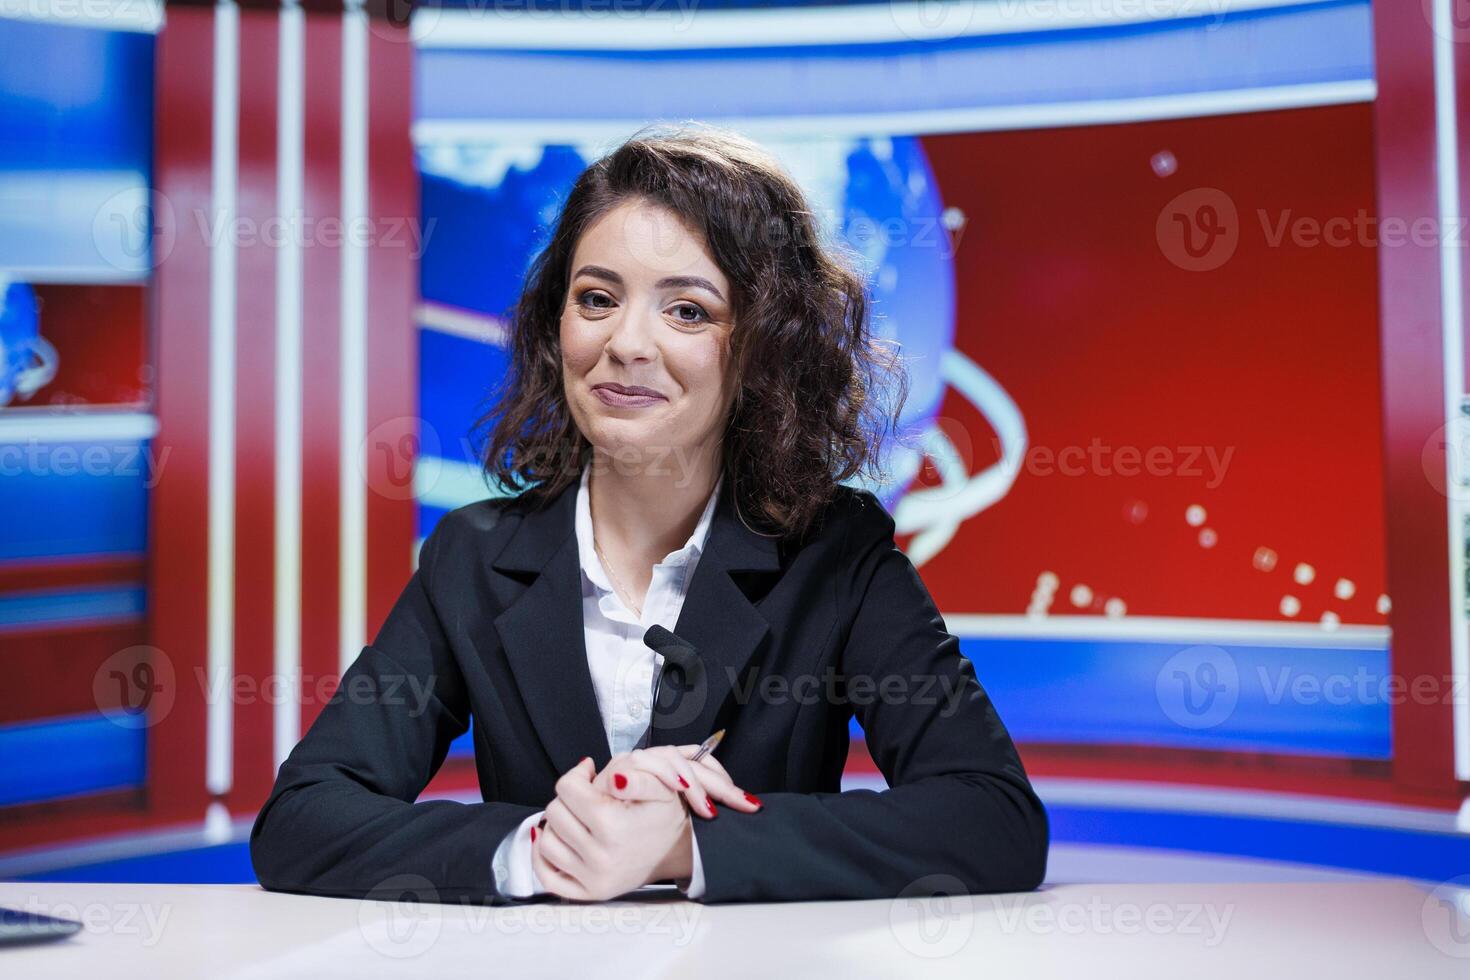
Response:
[536,825,587,883]
[599,765,677,803]
[679,745,731,779]
[674,756,755,816]
[671,747,761,812]
[663,750,757,816]
[544,797,596,859]
[531,825,583,890]
[593,752,632,793]
[553,776,612,839]
[532,841,589,901]
[618,747,721,818]
[606,749,692,803]
[554,757,599,800]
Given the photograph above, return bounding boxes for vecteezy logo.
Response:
[92,188,177,272]
[889,874,974,958]
[1424,0,1470,45]
[1156,188,1239,272]
[359,874,443,959]
[1422,875,1470,958]
[1156,645,1239,730]
[887,0,977,42]
[369,0,441,44]
[362,416,440,502]
[93,646,177,729]
[1421,414,1470,502]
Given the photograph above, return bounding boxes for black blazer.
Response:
[250,476,1049,904]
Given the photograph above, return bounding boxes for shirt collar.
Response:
[574,461,724,597]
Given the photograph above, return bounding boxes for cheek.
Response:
[672,335,732,407]
[559,316,600,373]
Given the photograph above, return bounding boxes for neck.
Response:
[586,446,721,564]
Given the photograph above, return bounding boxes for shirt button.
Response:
[629,701,644,720]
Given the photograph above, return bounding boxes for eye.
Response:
[668,302,709,326]
[575,289,615,312]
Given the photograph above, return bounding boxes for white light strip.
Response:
[206,0,239,799]
[0,410,158,443]
[414,455,501,512]
[1032,778,1469,836]
[412,80,1377,145]
[944,614,1391,650]
[0,0,164,33]
[339,0,368,675]
[1432,0,1470,782]
[0,815,258,880]
[274,0,305,769]
[413,0,1335,50]
[415,301,509,346]
[0,267,153,286]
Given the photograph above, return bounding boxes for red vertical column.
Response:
[231,6,281,811]
[149,4,216,823]
[299,8,343,735]
[1371,1,1461,797]
[364,20,419,643]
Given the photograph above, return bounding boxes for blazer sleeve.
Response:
[249,515,539,904]
[690,490,1049,902]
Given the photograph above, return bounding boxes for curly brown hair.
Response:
[473,123,910,540]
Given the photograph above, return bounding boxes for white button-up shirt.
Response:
[491,462,723,899]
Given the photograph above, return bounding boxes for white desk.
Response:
[1,879,1463,978]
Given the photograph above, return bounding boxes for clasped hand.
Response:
[530,745,763,901]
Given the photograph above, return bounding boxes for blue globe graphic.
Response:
[0,279,45,407]
[828,136,955,509]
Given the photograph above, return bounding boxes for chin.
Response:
[584,420,662,455]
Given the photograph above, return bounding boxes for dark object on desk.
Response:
[0,907,82,946]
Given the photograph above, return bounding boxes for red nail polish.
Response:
[530,826,537,843]
[678,776,690,789]
[744,792,763,808]
[614,773,628,790]
[706,799,718,817]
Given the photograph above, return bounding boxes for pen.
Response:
[690,729,725,763]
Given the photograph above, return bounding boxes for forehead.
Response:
[574,199,727,287]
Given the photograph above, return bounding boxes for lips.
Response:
[593,382,665,399]
[591,382,667,408]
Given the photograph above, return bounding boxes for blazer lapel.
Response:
[490,480,613,774]
[651,477,783,748]
[489,472,785,773]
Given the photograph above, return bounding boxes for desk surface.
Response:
[1,879,1464,979]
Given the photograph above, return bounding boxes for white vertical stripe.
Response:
[1432,0,1470,781]
[275,0,306,768]
[340,0,369,674]
[207,0,240,797]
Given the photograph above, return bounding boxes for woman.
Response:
[250,125,1048,905]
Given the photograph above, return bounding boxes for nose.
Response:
[603,305,659,366]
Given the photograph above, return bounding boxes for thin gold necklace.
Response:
[593,534,643,617]
[588,482,642,614]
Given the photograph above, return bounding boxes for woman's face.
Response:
[560,198,735,478]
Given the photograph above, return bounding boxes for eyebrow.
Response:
[572,264,726,303]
